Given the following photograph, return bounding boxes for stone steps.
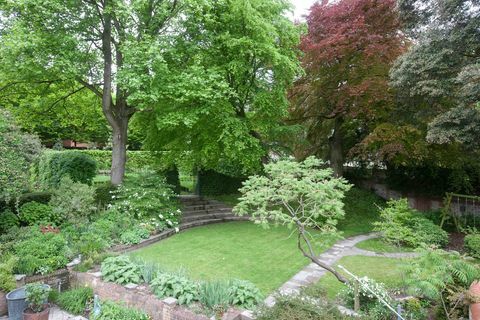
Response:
[179,196,237,224]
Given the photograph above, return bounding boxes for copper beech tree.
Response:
[290,0,406,176]
[233,157,352,283]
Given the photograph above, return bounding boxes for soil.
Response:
[446,232,465,252]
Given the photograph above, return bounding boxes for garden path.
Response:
[0,306,86,320]
[264,232,418,307]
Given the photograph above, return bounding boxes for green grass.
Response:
[130,221,337,294]
[308,256,407,299]
[93,174,110,184]
[355,238,414,253]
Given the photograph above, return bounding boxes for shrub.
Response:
[34,150,97,188]
[49,176,96,224]
[92,300,149,320]
[25,283,51,313]
[54,287,93,315]
[464,232,480,258]
[374,199,448,248]
[19,201,61,226]
[111,171,180,231]
[119,227,150,245]
[101,256,142,285]
[228,280,263,309]
[198,280,231,313]
[255,293,347,320]
[73,231,110,259]
[150,273,198,305]
[0,256,17,292]
[14,231,70,275]
[94,182,117,209]
[0,209,19,233]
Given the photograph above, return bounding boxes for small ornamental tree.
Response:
[233,157,351,283]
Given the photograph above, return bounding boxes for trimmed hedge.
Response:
[79,150,160,171]
[197,170,245,196]
[33,151,97,188]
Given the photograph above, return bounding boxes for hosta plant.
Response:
[150,273,198,305]
[228,280,263,309]
[101,256,142,285]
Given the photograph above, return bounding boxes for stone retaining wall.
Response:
[16,268,71,292]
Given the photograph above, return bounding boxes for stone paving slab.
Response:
[0,306,86,320]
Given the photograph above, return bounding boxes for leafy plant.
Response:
[101,255,142,285]
[49,176,97,224]
[19,201,61,226]
[403,247,480,319]
[54,287,93,315]
[130,258,164,284]
[25,283,50,313]
[228,280,263,309]
[0,255,17,292]
[0,209,19,233]
[92,300,149,320]
[198,280,232,313]
[150,273,198,305]
[374,199,448,248]
[464,232,480,259]
[14,230,70,275]
[119,227,150,245]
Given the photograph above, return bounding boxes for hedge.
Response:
[78,150,160,171]
[197,170,245,196]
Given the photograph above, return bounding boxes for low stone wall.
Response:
[71,271,254,320]
[15,268,71,292]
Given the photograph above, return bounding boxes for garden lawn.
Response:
[130,221,337,294]
[355,238,414,253]
[307,256,407,299]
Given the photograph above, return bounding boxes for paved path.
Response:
[0,306,86,320]
[264,233,417,307]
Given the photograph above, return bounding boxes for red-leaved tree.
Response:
[290,0,406,176]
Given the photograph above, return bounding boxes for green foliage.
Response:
[403,247,480,318]
[94,182,117,209]
[79,150,159,171]
[464,232,480,259]
[34,151,97,188]
[150,273,198,305]
[0,109,42,202]
[25,283,50,313]
[374,199,448,248]
[54,287,93,315]
[101,256,142,285]
[17,192,52,208]
[19,201,61,226]
[92,301,149,320]
[0,209,19,233]
[198,170,245,196]
[255,292,348,320]
[234,157,351,231]
[14,230,70,275]
[49,176,96,224]
[228,280,263,310]
[110,171,180,231]
[119,227,150,245]
[198,280,232,313]
[0,255,17,292]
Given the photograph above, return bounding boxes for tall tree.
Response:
[290,0,405,176]
[0,0,184,185]
[138,0,301,175]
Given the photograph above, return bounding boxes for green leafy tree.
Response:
[234,157,351,283]
[139,0,301,174]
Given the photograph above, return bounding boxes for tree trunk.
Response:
[329,117,344,177]
[111,116,128,185]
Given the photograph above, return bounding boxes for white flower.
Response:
[175,227,179,233]
[158,214,164,219]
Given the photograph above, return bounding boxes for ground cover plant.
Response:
[52,287,94,315]
[92,301,150,320]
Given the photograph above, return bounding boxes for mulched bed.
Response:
[446,232,465,252]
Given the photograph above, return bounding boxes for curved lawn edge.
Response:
[111,216,251,253]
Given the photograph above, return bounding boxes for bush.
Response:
[54,287,93,315]
[150,273,198,305]
[19,201,61,226]
[198,280,231,313]
[25,283,50,313]
[228,280,263,309]
[49,176,96,224]
[374,199,448,248]
[14,230,70,275]
[255,293,347,320]
[101,255,142,285]
[198,170,245,196]
[0,256,17,292]
[119,226,150,245]
[92,300,149,320]
[34,150,97,188]
[94,182,117,209]
[464,232,480,258]
[0,209,19,233]
[111,171,180,231]
[17,192,52,207]
[79,150,158,171]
